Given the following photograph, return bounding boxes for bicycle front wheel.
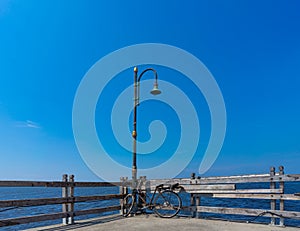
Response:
[122,194,134,217]
[153,190,182,218]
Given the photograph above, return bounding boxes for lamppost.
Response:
[132,66,161,189]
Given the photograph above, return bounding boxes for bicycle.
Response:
[122,182,183,218]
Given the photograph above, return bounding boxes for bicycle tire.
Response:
[153,190,182,218]
[122,194,134,217]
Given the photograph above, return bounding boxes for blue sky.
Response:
[0,0,300,181]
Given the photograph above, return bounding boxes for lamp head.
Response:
[150,83,161,95]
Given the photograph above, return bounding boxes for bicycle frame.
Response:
[132,185,160,209]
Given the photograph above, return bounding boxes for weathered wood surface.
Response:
[0,181,122,187]
[0,194,123,208]
[0,173,298,188]
[147,173,300,185]
[172,184,236,191]
[184,188,283,194]
[0,212,68,227]
[0,205,120,227]
[73,182,122,187]
[62,174,68,225]
[279,166,285,226]
[270,167,276,225]
[193,193,300,200]
[187,206,300,219]
[68,175,75,224]
[0,181,67,187]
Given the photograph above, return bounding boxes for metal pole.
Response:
[132,66,138,190]
[131,66,160,190]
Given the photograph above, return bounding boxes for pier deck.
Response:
[25,215,299,231]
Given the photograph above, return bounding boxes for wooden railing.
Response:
[137,166,300,227]
[1,166,299,229]
[0,174,125,228]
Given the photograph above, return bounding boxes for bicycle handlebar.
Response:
[156,183,181,191]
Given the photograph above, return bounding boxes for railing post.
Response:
[120,177,128,215]
[190,173,196,218]
[195,195,201,218]
[270,166,276,225]
[190,193,196,218]
[68,175,75,225]
[120,177,124,215]
[62,174,68,225]
[279,166,285,227]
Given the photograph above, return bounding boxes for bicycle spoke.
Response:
[153,190,182,218]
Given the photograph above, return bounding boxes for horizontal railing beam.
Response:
[72,182,122,187]
[0,173,298,188]
[184,188,283,194]
[185,206,300,219]
[0,212,68,227]
[0,194,124,208]
[0,181,123,188]
[0,205,121,227]
[193,193,300,200]
[148,174,300,185]
[0,181,67,187]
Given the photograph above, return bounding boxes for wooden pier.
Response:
[0,166,299,230]
[25,214,300,231]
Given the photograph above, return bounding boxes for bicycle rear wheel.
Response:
[153,190,182,218]
[122,194,134,217]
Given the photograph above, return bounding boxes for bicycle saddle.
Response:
[170,183,180,190]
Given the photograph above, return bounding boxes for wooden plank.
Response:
[0,212,68,227]
[0,181,67,187]
[0,194,124,208]
[0,173,299,188]
[73,182,122,187]
[196,193,300,200]
[187,206,300,219]
[270,167,276,225]
[68,175,75,225]
[177,184,236,190]
[119,177,125,216]
[0,205,121,227]
[62,174,68,225]
[0,197,66,208]
[190,193,196,218]
[186,188,283,194]
[0,181,123,188]
[197,173,300,183]
[279,166,285,226]
[148,173,300,185]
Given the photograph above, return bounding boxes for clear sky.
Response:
[0,0,299,181]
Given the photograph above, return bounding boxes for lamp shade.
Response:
[150,83,161,95]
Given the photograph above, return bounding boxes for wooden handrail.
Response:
[0,175,126,228]
[0,166,300,229]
